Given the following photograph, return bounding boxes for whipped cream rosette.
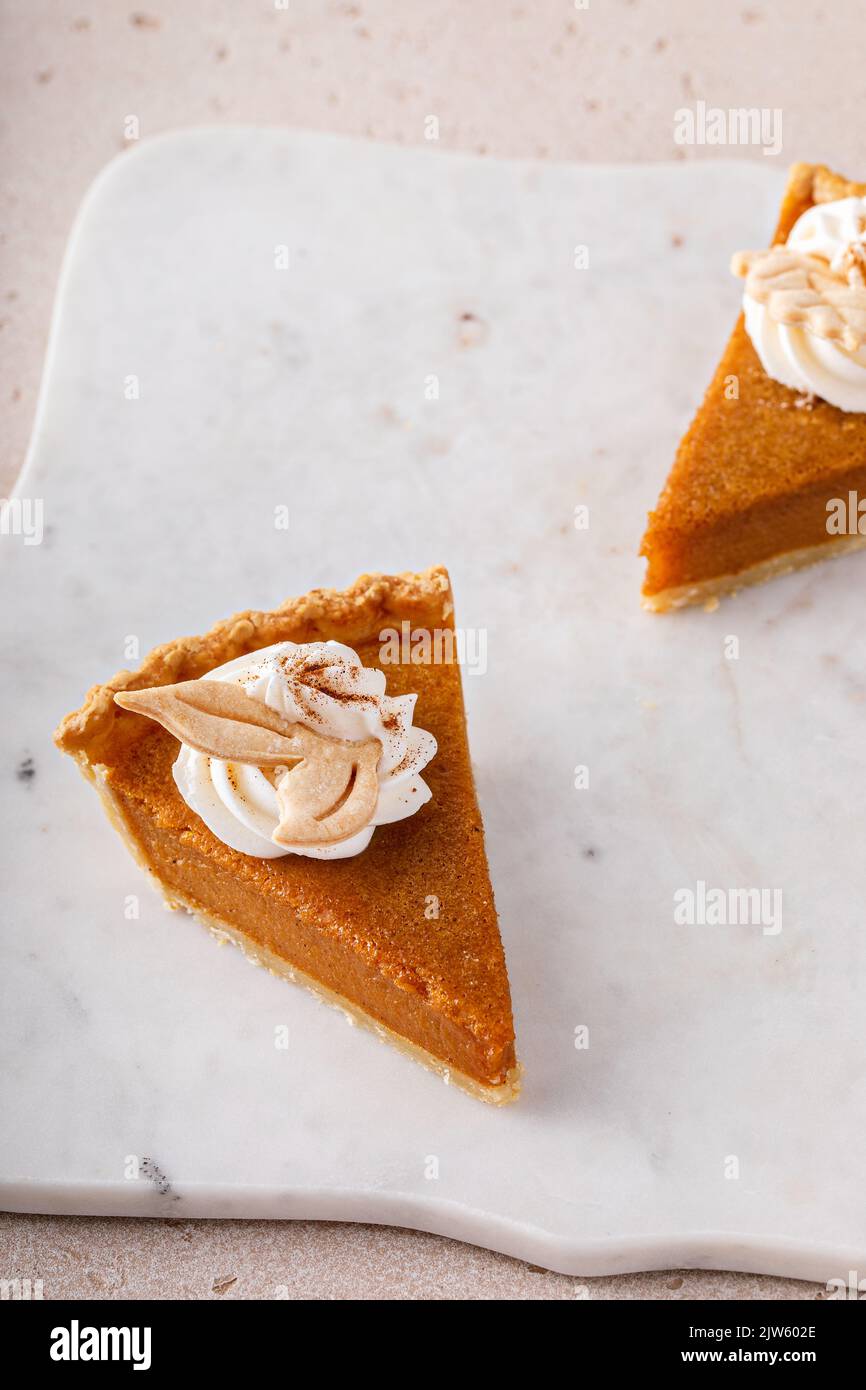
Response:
[733,195,866,412]
[116,641,437,860]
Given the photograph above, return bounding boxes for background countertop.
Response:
[2,0,857,1301]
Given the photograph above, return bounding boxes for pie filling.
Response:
[114,779,516,1091]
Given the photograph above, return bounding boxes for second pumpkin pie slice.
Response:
[641,162,866,611]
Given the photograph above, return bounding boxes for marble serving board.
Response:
[2,130,865,1282]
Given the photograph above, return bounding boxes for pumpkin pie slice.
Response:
[641,163,866,611]
[54,567,519,1103]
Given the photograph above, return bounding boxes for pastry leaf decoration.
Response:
[272,733,381,847]
[732,245,866,353]
[116,680,307,764]
[114,680,381,846]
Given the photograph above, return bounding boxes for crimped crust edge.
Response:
[55,566,454,764]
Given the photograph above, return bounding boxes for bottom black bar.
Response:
[8,1293,863,1372]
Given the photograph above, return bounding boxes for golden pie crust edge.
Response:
[55,566,455,763]
[641,533,866,612]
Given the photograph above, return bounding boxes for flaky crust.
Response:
[773,164,866,248]
[55,566,453,765]
[788,162,866,210]
[642,533,866,612]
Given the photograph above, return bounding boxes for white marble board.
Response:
[2,130,865,1280]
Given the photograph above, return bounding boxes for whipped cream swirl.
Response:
[173,642,437,860]
[741,195,866,412]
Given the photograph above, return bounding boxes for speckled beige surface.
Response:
[2,0,856,1299]
[0,1215,833,1301]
